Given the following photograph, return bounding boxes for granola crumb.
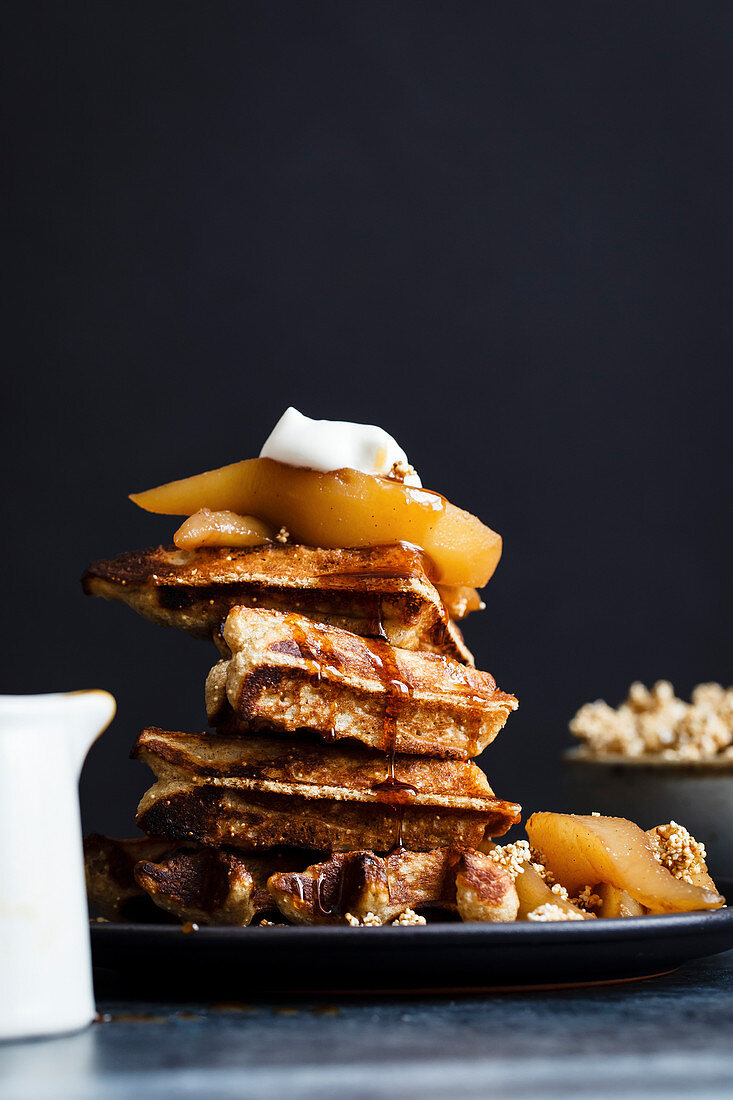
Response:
[344,911,383,927]
[489,843,598,916]
[527,903,585,922]
[570,680,733,760]
[573,884,603,912]
[387,460,418,483]
[549,882,570,901]
[647,821,707,884]
[392,908,427,926]
[484,840,532,879]
[258,919,286,927]
[275,526,290,543]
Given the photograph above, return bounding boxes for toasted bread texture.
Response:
[82,543,474,662]
[135,782,518,853]
[206,606,517,759]
[83,833,173,921]
[85,837,519,925]
[132,727,500,805]
[134,847,306,925]
[133,725,520,854]
[269,847,519,925]
[84,835,313,926]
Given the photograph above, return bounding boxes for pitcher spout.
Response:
[65,691,116,776]
[0,691,116,777]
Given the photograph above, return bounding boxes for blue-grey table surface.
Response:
[2,952,733,1100]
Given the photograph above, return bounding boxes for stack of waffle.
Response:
[83,541,520,926]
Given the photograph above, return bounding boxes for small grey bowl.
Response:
[563,750,733,878]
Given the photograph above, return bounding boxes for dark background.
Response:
[4,2,732,837]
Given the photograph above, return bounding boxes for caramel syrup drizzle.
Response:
[286,591,420,859]
[315,869,331,917]
[313,852,383,919]
[285,614,338,742]
[365,597,417,853]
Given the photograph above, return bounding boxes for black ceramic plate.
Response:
[92,881,733,994]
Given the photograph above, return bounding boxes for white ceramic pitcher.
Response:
[0,691,115,1040]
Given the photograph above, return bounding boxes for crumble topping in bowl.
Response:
[570,680,733,761]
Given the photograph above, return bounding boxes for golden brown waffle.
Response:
[84,836,519,926]
[84,835,311,926]
[207,606,517,759]
[270,847,519,925]
[133,727,500,802]
[134,847,305,926]
[82,543,474,662]
[83,834,173,922]
[136,782,518,854]
[133,727,520,852]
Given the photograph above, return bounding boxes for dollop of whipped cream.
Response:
[260,407,422,486]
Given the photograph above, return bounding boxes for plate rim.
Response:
[90,893,733,947]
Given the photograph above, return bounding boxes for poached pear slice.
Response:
[173,510,274,549]
[527,812,725,914]
[481,842,589,920]
[130,457,501,588]
[514,861,589,920]
[596,882,645,918]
